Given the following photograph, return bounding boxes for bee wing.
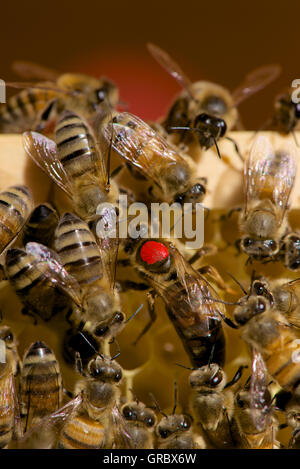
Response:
[147,43,195,99]
[0,370,23,445]
[161,244,224,326]
[22,358,62,433]
[250,348,272,433]
[6,81,80,97]
[23,131,74,198]
[102,112,179,189]
[111,405,133,449]
[232,64,281,107]
[25,242,82,307]
[244,135,297,222]
[12,61,60,81]
[10,395,83,449]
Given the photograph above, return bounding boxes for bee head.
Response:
[240,236,279,258]
[156,414,192,440]
[122,402,156,428]
[233,295,269,326]
[189,364,225,390]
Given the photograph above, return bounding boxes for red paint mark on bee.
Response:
[140,241,169,265]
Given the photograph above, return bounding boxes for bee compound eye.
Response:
[114,370,122,382]
[159,428,170,439]
[210,369,223,386]
[145,416,155,427]
[94,325,109,337]
[122,406,133,419]
[243,238,253,248]
[290,260,300,270]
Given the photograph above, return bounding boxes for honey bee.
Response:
[276,231,300,271]
[23,111,119,286]
[152,385,198,449]
[123,238,230,368]
[238,135,298,260]
[0,185,33,256]
[0,325,21,448]
[271,86,300,136]
[119,399,157,449]
[22,203,59,247]
[54,212,125,356]
[20,341,63,432]
[0,60,118,133]
[275,389,300,448]
[5,241,81,322]
[232,278,300,392]
[147,43,280,153]
[234,348,279,449]
[187,363,245,448]
[101,112,207,208]
[60,352,132,449]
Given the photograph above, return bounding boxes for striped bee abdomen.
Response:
[0,185,33,254]
[0,88,58,133]
[55,111,97,179]
[58,412,105,449]
[55,212,102,285]
[20,341,62,430]
[5,247,71,321]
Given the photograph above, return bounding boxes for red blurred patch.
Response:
[140,241,169,265]
[70,49,181,121]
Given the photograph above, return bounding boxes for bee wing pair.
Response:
[0,369,23,446]
[10,394,83,449]
[148,243,224,327]
[147,42,281,107]
[101,111,180,190]
[249,348,273,434]
[25,242,82,308]
[245,135,298,223]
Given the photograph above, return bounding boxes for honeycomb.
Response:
[0,131,299,448]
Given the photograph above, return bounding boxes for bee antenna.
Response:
[213,137,222,159]
[110,339,121,361]
[125,304,143,324]
[78,331,104,360]
[129,388,139,403]
[149,393,167,418]
[175,363,196,371]
[226,272,248,295]
[172,381,178,415]
[202,296,241,306]
[111,352,121,361]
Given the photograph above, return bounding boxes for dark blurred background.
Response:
[1,0,299,126]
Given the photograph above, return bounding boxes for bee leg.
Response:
[188,244,217,265]
[198,265,236,295]
[110,164,124,179]
[21,307,38,325]
[65,308,74,326]
[219,207,242,222]
[132,290,157,346]
[75,352,88,377]
[117,259,131,267]
[117,280,149,292]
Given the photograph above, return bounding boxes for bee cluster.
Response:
[0,44,300,450]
